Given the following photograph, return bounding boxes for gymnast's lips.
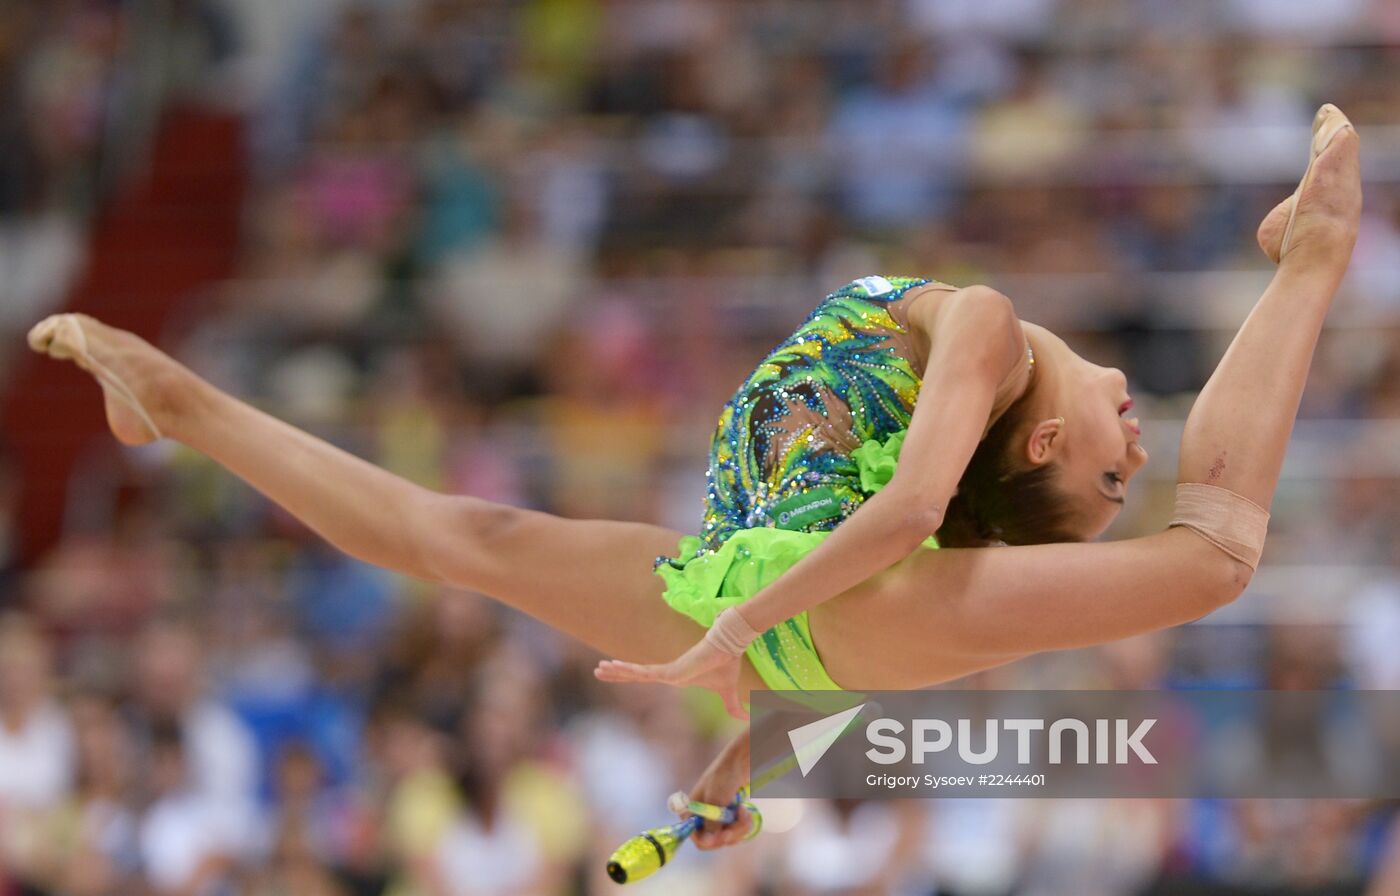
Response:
[1120,399,1140,435]
[1119,398,1141,435]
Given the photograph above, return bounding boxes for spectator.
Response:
[129,621,260,827]
[826,42,967,228]
[374,703,459,896]
[0,613,75,891]
[137,721,246,896]
[0,612,74,810]
[251,742,362,896]
[44,694,141,896]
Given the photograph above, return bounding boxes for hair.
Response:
[936,394,1085,548]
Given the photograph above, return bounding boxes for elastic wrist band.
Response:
[705,606,761,656]
[1168,482,1270,571]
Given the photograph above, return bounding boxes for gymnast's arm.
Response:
[731,284,1027,635]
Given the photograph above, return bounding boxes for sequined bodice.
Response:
[698,276,933,550]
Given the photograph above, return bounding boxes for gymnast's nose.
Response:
[1105,366,1128,393]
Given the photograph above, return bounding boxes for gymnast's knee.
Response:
[416,493,530,584]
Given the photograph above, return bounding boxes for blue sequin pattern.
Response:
[694,275,934,552]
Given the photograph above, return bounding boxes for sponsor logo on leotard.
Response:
[772,487,844,530]
[854,275,894,297]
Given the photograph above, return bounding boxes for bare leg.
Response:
[26,316,750,674]
[813,108,1362,689]
[179,379,706,666]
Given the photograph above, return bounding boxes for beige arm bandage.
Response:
[706,606,762,656]
[1168,482,1270,571]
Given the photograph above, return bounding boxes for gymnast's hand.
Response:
[594,639,749,720]
[686,733,755,850]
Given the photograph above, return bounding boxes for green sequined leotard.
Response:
[656,275,943,691]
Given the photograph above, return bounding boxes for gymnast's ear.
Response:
[1023,416,1065,465]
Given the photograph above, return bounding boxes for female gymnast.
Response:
[29,105,1360,850]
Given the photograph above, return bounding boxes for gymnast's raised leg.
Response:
[810,105,1362,688]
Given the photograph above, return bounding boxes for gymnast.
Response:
[29,105,1361,850]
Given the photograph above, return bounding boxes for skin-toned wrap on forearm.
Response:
[1168,482,1271,571]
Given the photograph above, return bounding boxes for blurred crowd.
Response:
[4,0,1400,893]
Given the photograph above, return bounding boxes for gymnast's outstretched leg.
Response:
[25,314,757,680]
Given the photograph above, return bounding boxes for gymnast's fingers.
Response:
[693,809,753,850]
[593,659,673,683]
[692,822,718,850]
[717,807,754,847]
[722,684,749,721]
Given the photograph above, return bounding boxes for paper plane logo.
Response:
[788,703,867,777]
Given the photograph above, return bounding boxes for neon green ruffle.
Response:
[850,428,906,495]
[656,429,935,692]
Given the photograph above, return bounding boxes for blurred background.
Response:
[2,0,1400,893]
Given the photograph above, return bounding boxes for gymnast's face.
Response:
[1026,361,1149,539]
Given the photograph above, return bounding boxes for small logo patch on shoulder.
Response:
[854,275,894,297]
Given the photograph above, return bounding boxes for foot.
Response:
[27,313,184,445]
[1257,104,1361,267]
